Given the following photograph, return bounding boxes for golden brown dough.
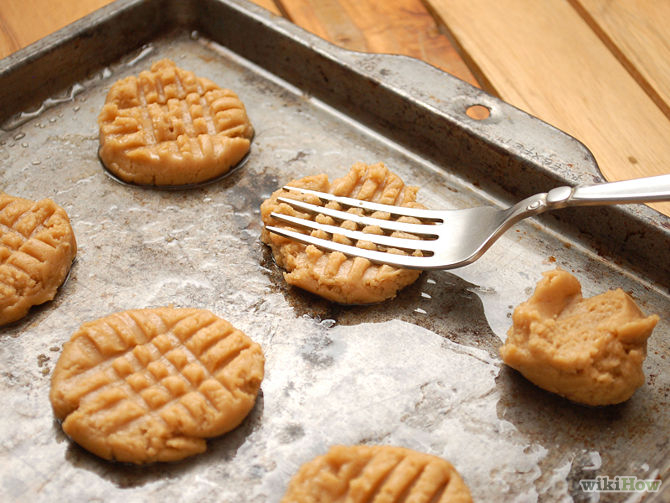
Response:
[261,162,423,304]
[98,59,253,186]
[500,269,659,405]
[0,193,76,325]
[281,445,473,503]
[50,307,265,464]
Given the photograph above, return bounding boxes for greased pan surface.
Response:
[1,2,669,502]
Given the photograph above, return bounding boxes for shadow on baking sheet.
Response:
[493,365,668,499]
[260,247,500,359]
[98,147,253,191]
[61,392,264,488]
[494,340,668,436]
[494,366,633,434]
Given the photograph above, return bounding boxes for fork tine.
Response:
[270,212,437,253]
[282,186,443,221]
[265,225,435,270]
[276,196,439,236]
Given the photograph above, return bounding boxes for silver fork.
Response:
[266,174,670,270]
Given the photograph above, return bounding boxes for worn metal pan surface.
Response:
[0,1,668,501]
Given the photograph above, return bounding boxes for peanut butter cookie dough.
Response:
[50,307,265,464]
[98,59,253,186]
[0,193,76,326]
[261,162,423,304]
[500,269,659,405]
[281,445,473,503]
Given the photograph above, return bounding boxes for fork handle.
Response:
[546,174,670,208]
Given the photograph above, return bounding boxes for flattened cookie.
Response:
[500,269,659,405]
[50,307,264,463]
[261,162,423,304]
[98,59,253,186]
[281,445,473,503]
[0,193,76,326]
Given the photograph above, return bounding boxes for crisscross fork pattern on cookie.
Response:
[101,60,251,155]
[51,308,264,463]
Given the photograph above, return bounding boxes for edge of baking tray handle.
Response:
[336,51,604,186]
[225,0,604,189]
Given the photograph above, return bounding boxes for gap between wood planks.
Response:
[256,0,670,216]
[569,0,670,123]
[3,0,667,215]
[260,0,480,88]
[0,0,115,58]
[422,0,670,216]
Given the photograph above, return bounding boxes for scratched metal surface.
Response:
[0,10,669,503]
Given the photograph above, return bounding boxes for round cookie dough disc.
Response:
[261,162,424,304]
[98,59,253,186]
[281,445,473,503]
[50,307,265,464]
[0,193,77,326]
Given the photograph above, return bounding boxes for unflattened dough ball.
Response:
[261,162,424,304]
[281,445,473,503]
[0,193,77,326]
[98,59,253,186]
[500,268,659,405]
[50,307,265,464]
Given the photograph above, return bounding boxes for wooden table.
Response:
[1,0,669,215]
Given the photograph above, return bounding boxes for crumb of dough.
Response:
[500,268,659,405]
[98,59,253,186]
[281,445,473,503]
[0,193,77,326]
[261,162,423,304]
[50,307,265,464]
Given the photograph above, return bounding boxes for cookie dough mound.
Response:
[500,269,659,405]
[281,445,473,503]
[261,162,423,304]
[98,59,253,186]
[0,193,77,326]
[50,307,265,464]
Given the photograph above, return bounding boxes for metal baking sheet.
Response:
[1,1,668,502]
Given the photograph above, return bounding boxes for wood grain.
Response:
[1,0,668,216]
[250,0,281,16]
[0,0,115,58]
[573,0,670,120]
[426,0,670,216]
[278,0,479,86]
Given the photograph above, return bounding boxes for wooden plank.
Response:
[0,0,115,58]
[249,0,281,16]
[425,0,670,216]
[280,0,368,51]
[0,1,282,59]
[277,0,479,87]
[572,0,670,120]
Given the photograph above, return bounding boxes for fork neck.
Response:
[505,192,551,222]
